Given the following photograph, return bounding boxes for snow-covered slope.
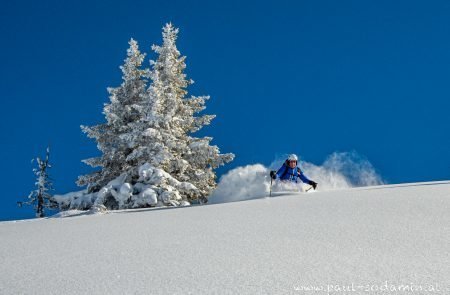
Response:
[1,182,449,294]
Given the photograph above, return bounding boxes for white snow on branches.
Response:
[65,24,233,210]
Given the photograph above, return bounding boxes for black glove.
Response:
[199,196,208,204]
[308,180,318,190]
[270,170,277,179]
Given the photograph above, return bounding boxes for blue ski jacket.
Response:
[275,164,311,183]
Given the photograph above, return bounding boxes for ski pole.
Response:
[269,177,273,197]
[306,183,318,192]
[269,176,273,197]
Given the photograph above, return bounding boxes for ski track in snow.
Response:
[0,181,449,294]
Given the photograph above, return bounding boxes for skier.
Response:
[270,154,318,190]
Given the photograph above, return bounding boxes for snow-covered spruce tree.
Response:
[18,147,57,217]
[143,23,234,202]
[77,39,149,193]
[70,25,233,210]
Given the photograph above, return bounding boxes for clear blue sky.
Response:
[1,0,449,221]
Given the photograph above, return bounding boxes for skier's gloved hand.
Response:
[308,180,318,190]
[199,196,208,204]
[270,171,277,179]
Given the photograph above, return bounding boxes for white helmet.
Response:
[287,154,298,161]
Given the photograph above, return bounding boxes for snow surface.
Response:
[1,181,449,294]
